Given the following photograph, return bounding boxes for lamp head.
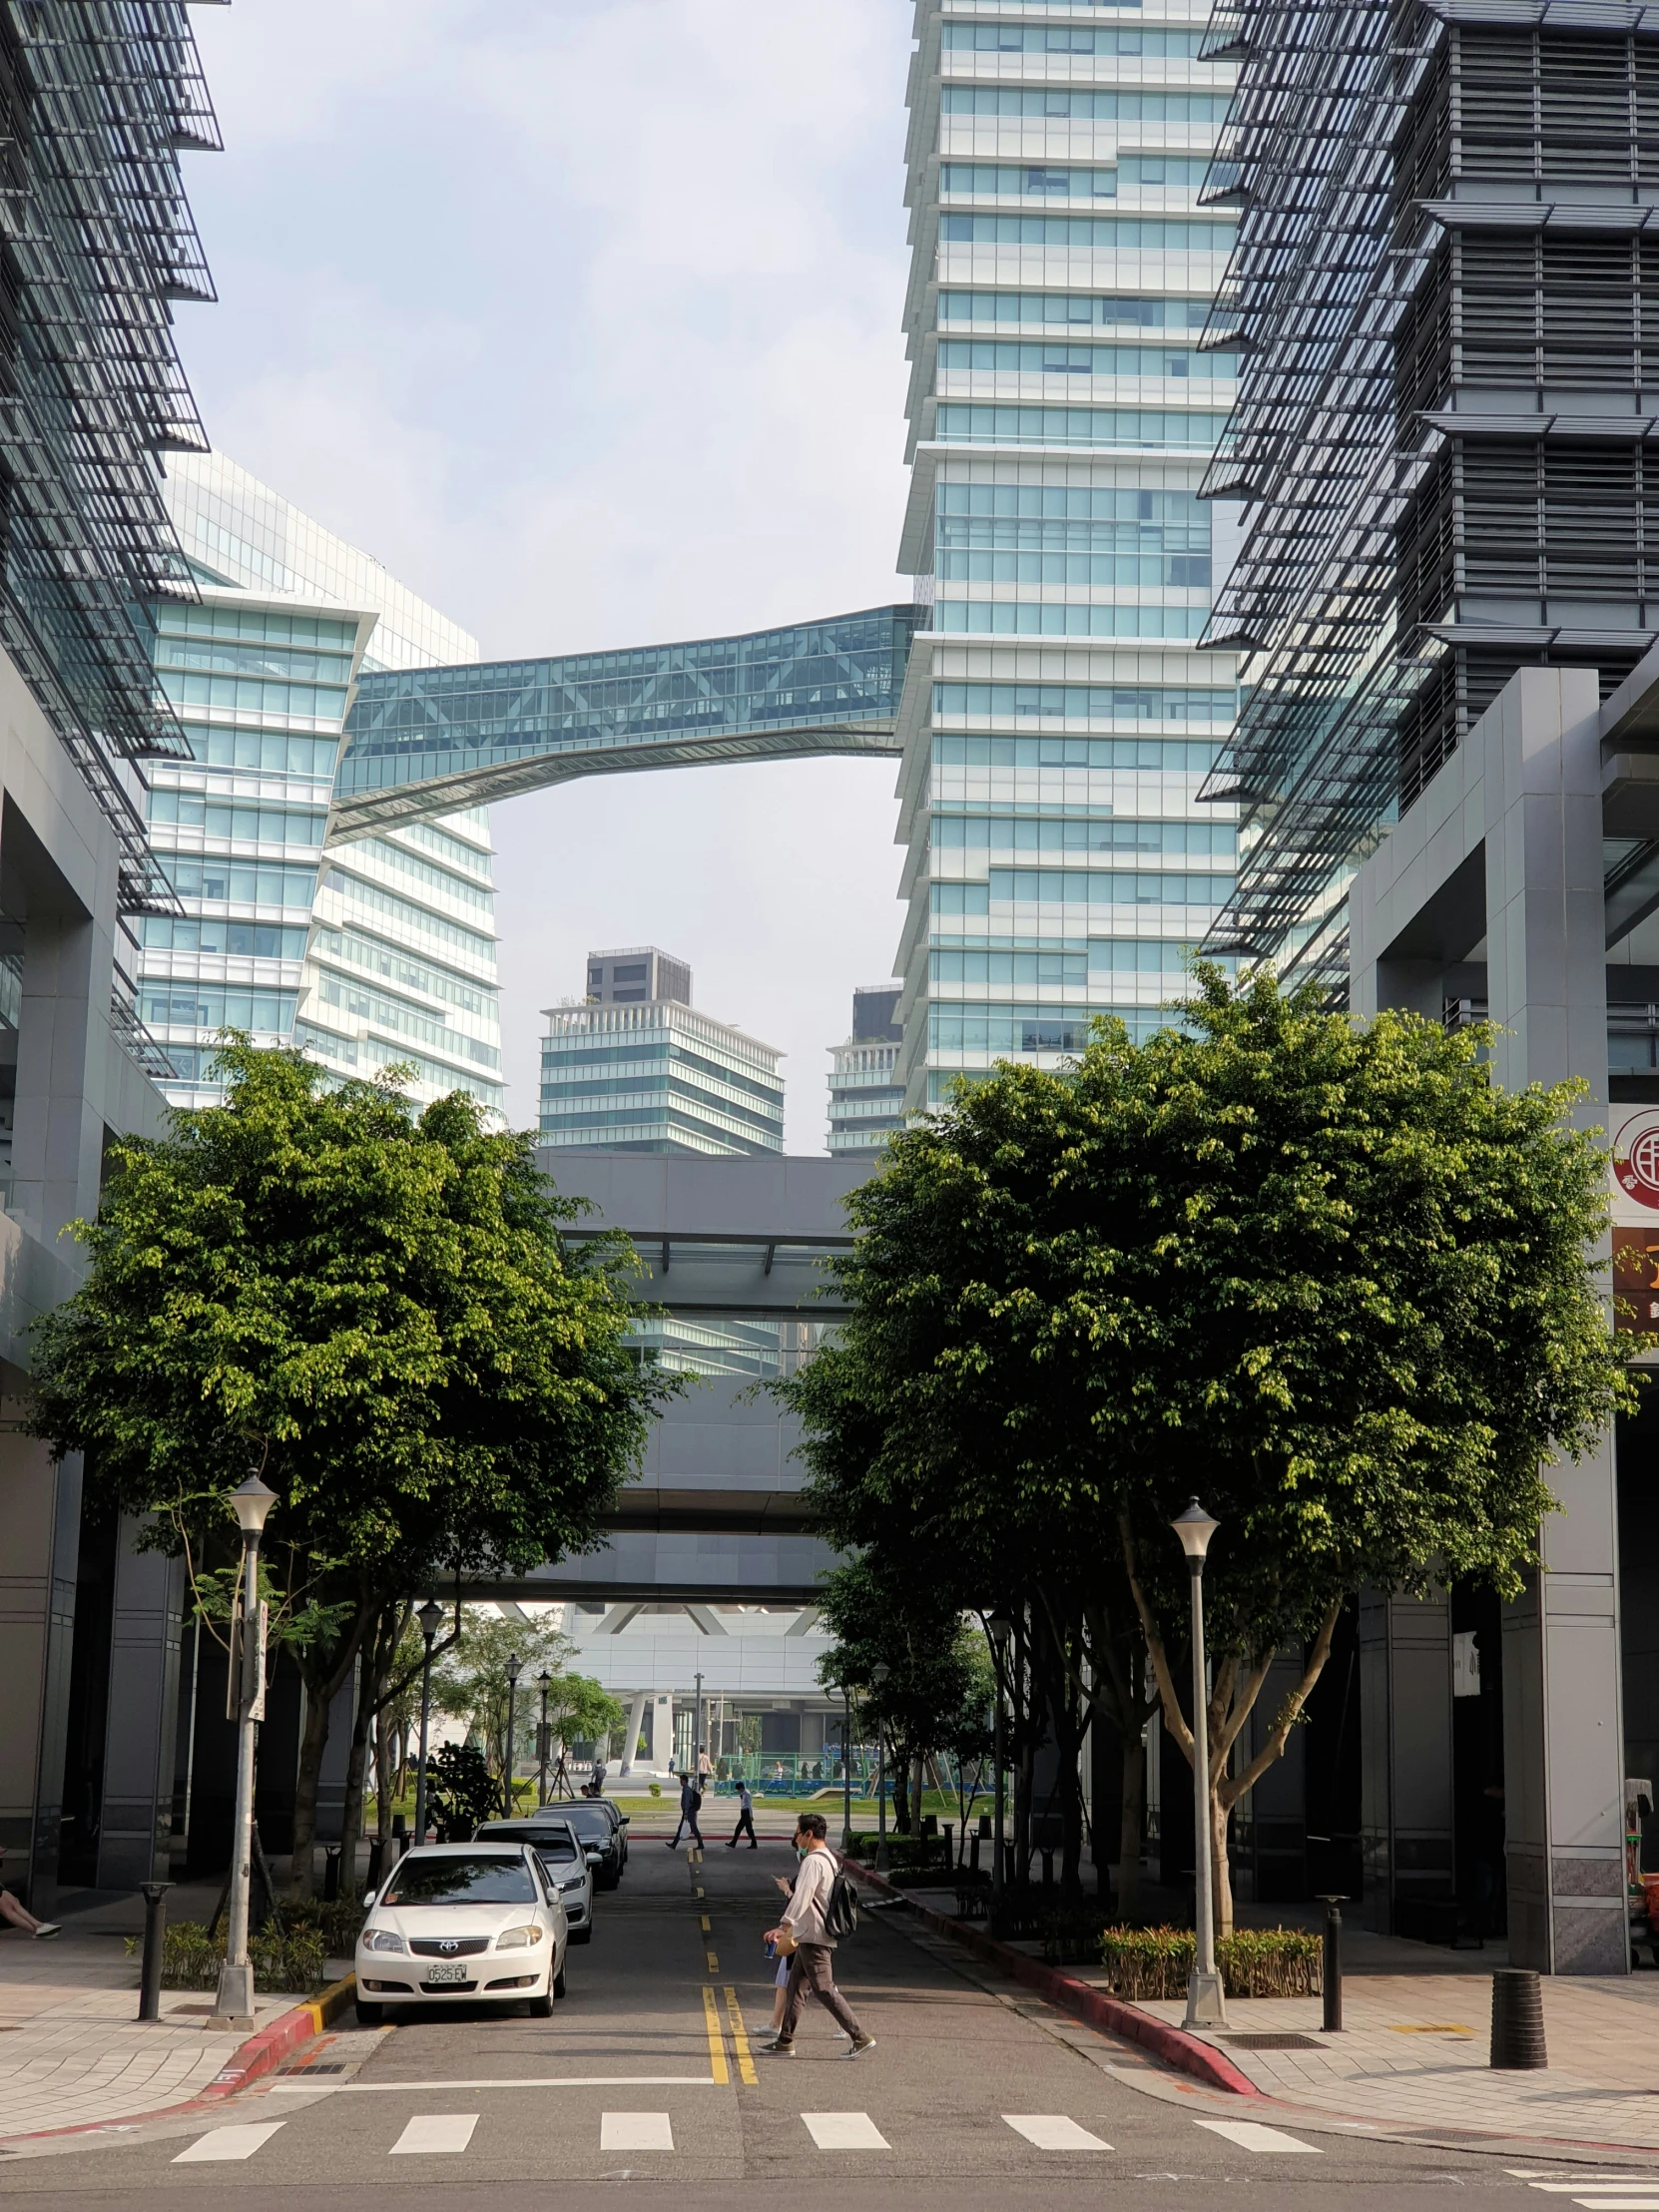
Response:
[1172,1497,1220,1562]
[229,1473,276,1537]
[416,1599,444,1642]
[538,1669,552,1691]
[987,1613,1014,1652]
[507,1653,522,1684]
[870,1661,890,1688]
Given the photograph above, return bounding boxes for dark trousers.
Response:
[730,1807,756,1846]
[779,1941,862,2042]
[671,1808,703,1846]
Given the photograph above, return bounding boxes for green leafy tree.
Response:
[431,1607,624,1803]
[26,1040,671,1894]
[784,968,1635,1931]
[425,1741,498,1838]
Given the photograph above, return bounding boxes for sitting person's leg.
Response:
[0,1888,58,1937]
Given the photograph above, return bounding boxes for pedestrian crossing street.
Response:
[1510,2173,1659,2210]
[170,2108,1331,2162]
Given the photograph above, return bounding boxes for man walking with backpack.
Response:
[763,1812,872,2058]
[666,1772,704,1851]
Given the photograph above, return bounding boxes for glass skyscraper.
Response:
[141,454,503,1115]
[540,947,784,1156]
[897,0,1240,1108]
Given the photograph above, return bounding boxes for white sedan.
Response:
[354,1843,567,2025]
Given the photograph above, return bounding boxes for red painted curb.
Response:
[200,2002,318,2098]
[845,1859,1258,2098]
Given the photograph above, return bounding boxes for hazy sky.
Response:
[181,0,916,1147]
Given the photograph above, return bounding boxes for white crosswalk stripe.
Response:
[601,2112,674,2150]
[1195,2118,1322,2155]
[802,2111,890,2149]
[1524,2189,1659,2197]
[388,2114,478,2155]
[1003,2115,1112,2151]
[173,2123,285,2163]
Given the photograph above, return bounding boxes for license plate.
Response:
[423,1963,469,1985]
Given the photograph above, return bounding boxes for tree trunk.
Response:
[288,1598,373,1898]
[1210,1788,1234,1941]
[339,1658,373,1898]
[1118,1727,1145,1923]
[892,1752,910,1837]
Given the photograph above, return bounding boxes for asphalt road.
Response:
[4,1838,1657,2211]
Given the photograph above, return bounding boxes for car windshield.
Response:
[481,1825,579,1865]
[559,1807,611,1838]
[381,1853,537,1907]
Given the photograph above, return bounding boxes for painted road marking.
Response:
[601,2113,673,2150]
[389,2114,477,2155]
[1196,2118,1322,2155]
[269,2075,714,2094]
[803,2112,890,2150]
[706,1949,720,1972]
[1526,2188,1659,2197]
[724,1984,758,2087]
[702,1983,730,2085]
[174,2124,285,2163]
[1004,2115,1112,2151]
[700,1915,712,1935]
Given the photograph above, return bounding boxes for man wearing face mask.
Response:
[763,1813,872,2058]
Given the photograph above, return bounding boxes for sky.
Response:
[180,0,917,1147]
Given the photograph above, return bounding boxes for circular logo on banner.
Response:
[1614,1111,1659,1209]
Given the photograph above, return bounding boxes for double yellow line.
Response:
[690,1847,756,2086]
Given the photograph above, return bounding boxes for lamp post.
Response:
[1173,1498,1227,2028]
[504,1653,522,1817]
[537,1669,552,1808]
[987,1614,1013,1923]
[838,1682,853,1853]
[411,1599,444,1850]
[694,1667,704,1783]
[210,1470,276,2029]
[871,1662,890,1873]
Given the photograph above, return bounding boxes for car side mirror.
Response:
[618,1815,630,1825]
[361,1890,376,1909]
[585,1850,603,1865]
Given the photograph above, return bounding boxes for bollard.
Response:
[322,1845,340,1903]
[977,1812,992,1840]
[1040,1847,1055,1889]
[1318,1895,1346,2032]
[969,1831,981,1876]
[392,1813,408,1861]
[1490,1968,1547,2069]
[138,1881,172,2022]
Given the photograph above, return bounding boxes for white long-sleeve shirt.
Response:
[781,1846,839,1948]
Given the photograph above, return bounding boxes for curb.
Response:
[204,1972,357,2098]
[845,1862,1257,2099]
[0,1973,359,2148]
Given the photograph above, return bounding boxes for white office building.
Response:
[826,983,905,1159]
[141,454,504,1115]
[896,0,1241,1106]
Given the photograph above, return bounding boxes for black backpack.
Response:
[825,1863,859,1940]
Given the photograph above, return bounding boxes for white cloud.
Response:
[183,0,915,1147]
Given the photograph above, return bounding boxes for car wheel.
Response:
[527,1987,554,2018]
[354,1999,383,2028]
[554,1962,567,1999]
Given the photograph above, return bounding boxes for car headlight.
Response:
[360,1928,407,1953]
[494,1924,546,1950]
[556,1877,583,1893]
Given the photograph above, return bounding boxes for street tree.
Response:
[785,968,1634,1930]
[27,1039,669,1894]
[431,1606,624,1800]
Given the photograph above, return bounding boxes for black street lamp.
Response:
[411,1599,444,1850]
[209,1470,276,2029]
[987,1614,1014,1924]
[504,1652,522,1817]
[537,1669,552,1808]
[871,1662,890,1873]
[1173,1498,1227,2027]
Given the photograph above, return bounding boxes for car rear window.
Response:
[560,1807,611,1838]
[382,1854,537,1907]
[478,1824,579,1863]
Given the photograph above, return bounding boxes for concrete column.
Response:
[0,1426,81,1913]
[314,1665,358,1846]
[10,902,101,1250]
[95,1516,187,1889]
[618,1690,649,1777]
[1359,1588,1454,1933]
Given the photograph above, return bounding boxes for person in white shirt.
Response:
[763,1812,872,2058]
[727,1779,758,1850]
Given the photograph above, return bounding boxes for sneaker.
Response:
[665,1840,677,1850]
[32,1924,61,1940]
[844,2034,875,2059]
[764,2039,797,2058]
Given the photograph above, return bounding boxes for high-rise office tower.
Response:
[1198,1,1659,989]
[896,0,1240,1109]
[540,949,784,1155]
[141,454,503,1114]
[827,984,905,1158]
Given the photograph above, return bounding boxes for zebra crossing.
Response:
[1510,2173,1659,2210]
[170,2109,1321,2162]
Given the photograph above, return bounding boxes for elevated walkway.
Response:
[329,604,920,838]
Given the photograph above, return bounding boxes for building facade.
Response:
[894,0,1241,1110]
[540,952,785,1156]
[141,453,503,1115]
[827,983,905,1158]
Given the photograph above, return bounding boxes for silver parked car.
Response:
[476,1818,599,1943]
[354,1843,567,2025]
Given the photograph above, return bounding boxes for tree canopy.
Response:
[783,967,1634,1924]
[27,1039,669,1889]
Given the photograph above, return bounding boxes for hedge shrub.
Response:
[125,1919,327,1993]
[1098,1924,1323,1999]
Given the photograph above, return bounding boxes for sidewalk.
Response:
[0,1893,294,2144]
